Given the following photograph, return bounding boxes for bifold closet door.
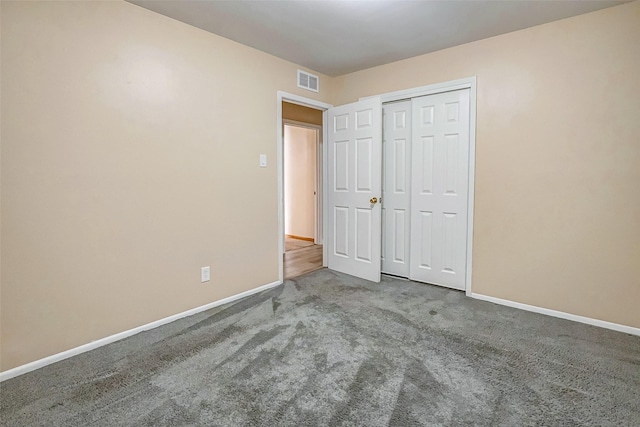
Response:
[409,89,470,290]
[381,101,412,277]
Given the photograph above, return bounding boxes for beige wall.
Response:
[0,1,331,371]
[2,0,638,373]
[333,2,640,328]
[284,125,317,239]
[282,102,323,126]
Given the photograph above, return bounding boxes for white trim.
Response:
[360,77,476,103]
[316,126,323,245]
[322,110,329,267]
[278,92,332,111]
[277,97,284,283]
[465,78,477,297]
[0,280,282,382]
[282,119,321,131]
[277,91,332,280]
[362,77,477,294]
[471,293,640,337]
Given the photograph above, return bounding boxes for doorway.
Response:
[284,124,318,245]
[282,101,325,279]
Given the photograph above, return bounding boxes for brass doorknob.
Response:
[370,197,378,204]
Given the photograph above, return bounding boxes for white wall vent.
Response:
[297,70,319,93]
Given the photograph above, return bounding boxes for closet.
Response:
[327,87,472,291]
[382,89,470,290]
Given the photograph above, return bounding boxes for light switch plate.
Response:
[201,266,210,283]
[259,154,267,167]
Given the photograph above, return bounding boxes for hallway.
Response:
[284,237,323,279]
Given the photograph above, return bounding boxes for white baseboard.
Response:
[0,280,282,382]
[470,292,640,337]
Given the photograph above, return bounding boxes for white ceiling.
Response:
[128,0,628,77]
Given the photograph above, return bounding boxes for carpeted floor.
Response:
[1,269,639,426]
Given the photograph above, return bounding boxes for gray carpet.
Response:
[1,269,639,426]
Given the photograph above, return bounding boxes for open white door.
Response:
[327,98,382,282]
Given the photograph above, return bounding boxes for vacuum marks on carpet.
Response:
[1,269,639,426]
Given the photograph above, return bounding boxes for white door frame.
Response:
[361,76,477,296]
[277,92,332,283]
[283,119,323,245]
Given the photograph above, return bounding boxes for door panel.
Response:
[410,89,470,290]
[327,98,382,282]
[418,211,433,268]
[382,101,412,277]
[334,207,349,257]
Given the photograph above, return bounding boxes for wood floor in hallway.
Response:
[284,241,323,279]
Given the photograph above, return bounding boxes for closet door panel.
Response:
[381,101,412,277]
[410,89,470,290]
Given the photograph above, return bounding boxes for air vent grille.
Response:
[297,70,319,93]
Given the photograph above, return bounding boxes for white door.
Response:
[381,101,412,277]
[327,98,382,282]
[410,89,470,290]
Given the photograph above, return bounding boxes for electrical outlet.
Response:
[201,266,210,283]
